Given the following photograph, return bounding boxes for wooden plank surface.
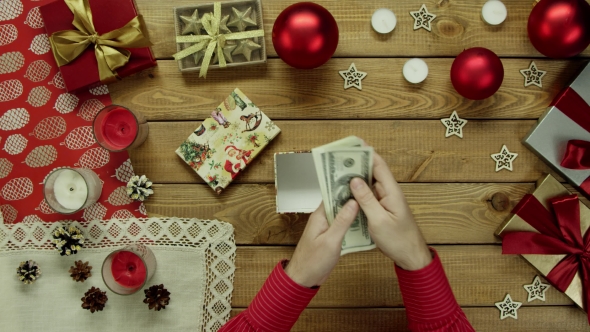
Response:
[135,0,590,59]
[146,183,533,245]
[230,307,589,331]
[129,120,560,184]
[125,0,590,328]
[110,59,589,121]
[230,246,574,307]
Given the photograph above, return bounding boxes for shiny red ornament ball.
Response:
[272,2,339,69]
[450,47,504,100]
[528,0,590,58]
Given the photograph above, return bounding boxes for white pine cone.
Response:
[126,175,154,201]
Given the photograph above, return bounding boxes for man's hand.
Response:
[350,152,432,271]
[284,201,359,287]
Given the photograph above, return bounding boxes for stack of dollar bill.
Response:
[312,136,376,255]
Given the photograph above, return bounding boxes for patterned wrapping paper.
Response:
[0,0,144,223]
[176,88,280,194]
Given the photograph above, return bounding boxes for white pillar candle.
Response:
[482,0,507,25]
[371,8,396,34]
[403,58,428,84]
[53,169,88,210]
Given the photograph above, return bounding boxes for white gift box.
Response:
[523,63,590,196]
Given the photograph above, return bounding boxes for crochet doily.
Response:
[0,217,236,332]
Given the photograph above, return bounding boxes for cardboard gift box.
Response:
[41,0,156,92]
[496,174,590,317]
[523,63,590,197]
[173,0,266,74]
[274,152,322,214]
[176,88,280,194]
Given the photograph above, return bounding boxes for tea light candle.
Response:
[110,250,147,288]
[371,8,396,34]
[481,0,507,25]
[403,58,428,84]
[53,169,88,210]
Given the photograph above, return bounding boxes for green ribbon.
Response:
[173,2,264,77]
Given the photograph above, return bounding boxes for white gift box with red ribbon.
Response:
[524,63,590,196]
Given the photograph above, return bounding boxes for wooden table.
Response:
[114,0,590,330]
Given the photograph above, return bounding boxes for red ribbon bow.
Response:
[502,194,590,324]
[561,140,590,170]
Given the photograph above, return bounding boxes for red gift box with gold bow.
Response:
[40,0,156,92]
[523,63,590,197]
[496,174,590,323]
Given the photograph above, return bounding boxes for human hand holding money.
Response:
[312,136,377,255]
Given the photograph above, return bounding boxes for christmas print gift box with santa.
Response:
[495,174,590,323]
[40,0,156,92]
[523,62,590,197]
[176,88,280,194]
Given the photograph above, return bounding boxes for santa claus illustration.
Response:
[224,145,253,179]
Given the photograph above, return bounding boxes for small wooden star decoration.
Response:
[490,145,518,172]
[524,275,550,302]
[228,6,258,32]
[440,111,468,138]
[232,39,261,61]
[339,63,367,90]
[520,61,546,88]
[180,9,203,35]
[410,4,437,32]
[495,294,522,320]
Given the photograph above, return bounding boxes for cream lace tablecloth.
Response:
[0,218,236,332]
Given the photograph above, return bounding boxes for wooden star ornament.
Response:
[410,4,437,32]
[491,145,518,172]
[213,42,238,64]
[524,276,550,302]
[520,61,546,88]
[339,63,367,90]
[219,15,232,34]
[495,294,522,320]
[232,39,261,61]
[228,7,258,32]
[180,9,203,35]
[440,111,468,138]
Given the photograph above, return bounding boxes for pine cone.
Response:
[126,175,154,202]
[52,225,84,256]
[69,260,92,282]
[143,284,170,311]
[81,287,108,313]
[16,260,41,284]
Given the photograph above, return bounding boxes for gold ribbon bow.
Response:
[173,2,264,78]
[49,0,152,84]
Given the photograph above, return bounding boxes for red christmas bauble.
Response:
[528,0,590,58]
[450,47,504,100]
[272,2,339,69]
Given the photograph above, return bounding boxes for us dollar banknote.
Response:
[312,136,376,255]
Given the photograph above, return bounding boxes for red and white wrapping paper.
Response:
[524,63,590,196]
[0,0,145,223]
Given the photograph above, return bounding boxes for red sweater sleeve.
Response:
[395,249,474,332]
[219,260,318,332]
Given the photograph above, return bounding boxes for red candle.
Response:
[110,250,147,288]
[93,105,148,151]
[100,106,138,150]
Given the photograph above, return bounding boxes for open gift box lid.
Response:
[274,152,322,214]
